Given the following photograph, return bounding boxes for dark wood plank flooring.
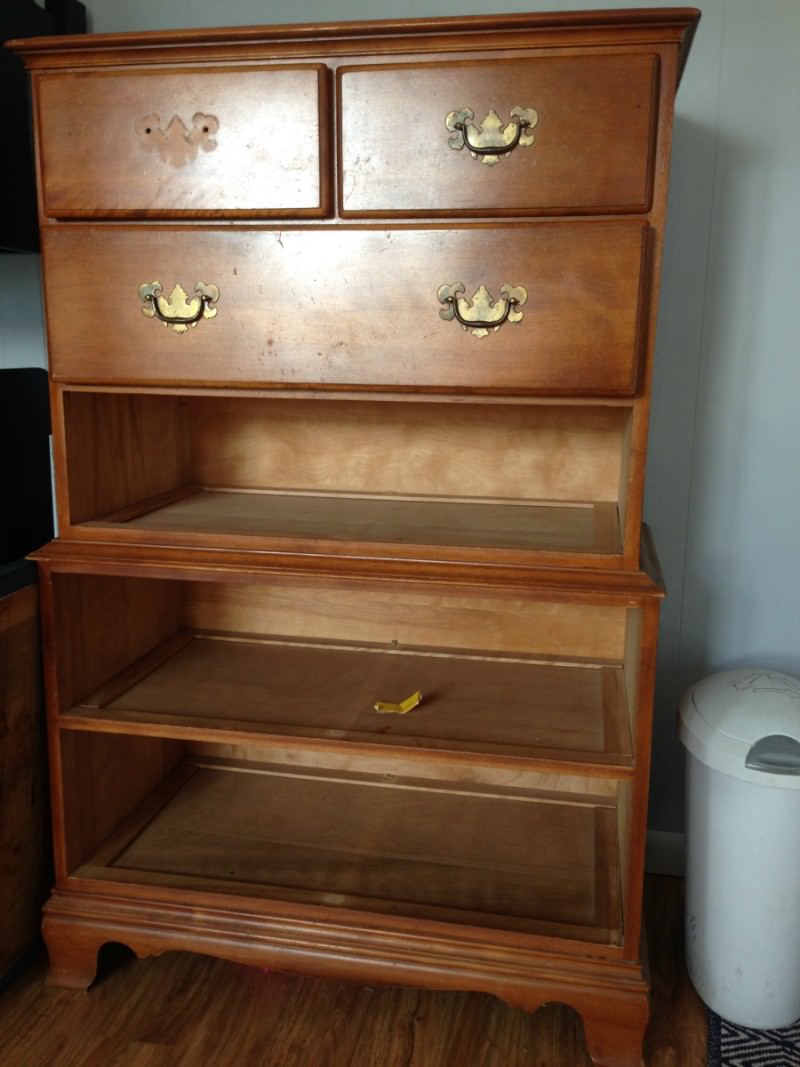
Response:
[0,876,706,1067]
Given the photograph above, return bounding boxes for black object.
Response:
[1,0,87,252]
[0,558,38,598]
[0,369,53,562]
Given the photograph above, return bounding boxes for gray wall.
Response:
[6,0,800,830]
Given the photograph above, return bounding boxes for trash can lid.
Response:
[679,669,800,786]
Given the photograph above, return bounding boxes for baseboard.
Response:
[646,830,686,877]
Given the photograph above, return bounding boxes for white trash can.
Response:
[679,669,800,1029]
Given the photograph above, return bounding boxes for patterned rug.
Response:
[708,1009,800,1066]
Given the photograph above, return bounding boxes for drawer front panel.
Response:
[339,54,658,216]
[37,66,330,218]
[42,223,647,394]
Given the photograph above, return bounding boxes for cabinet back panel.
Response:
[187,397,627,503]
[188,741,621,796]
[185,580,627,660]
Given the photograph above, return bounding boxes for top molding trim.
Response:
[7,7,700,83]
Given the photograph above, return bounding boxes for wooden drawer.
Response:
[36,66,330,218]
[339,54,658,217]
[42,222,648,394]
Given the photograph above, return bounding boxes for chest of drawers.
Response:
[11,9,698,1065]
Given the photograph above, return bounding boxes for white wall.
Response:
[7,0,800,830]
[0,255,47,370]
[646,0,800,826]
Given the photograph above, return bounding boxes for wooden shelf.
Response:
[64,631,633,770]
[75,757,623,946]
[84,487,622,557]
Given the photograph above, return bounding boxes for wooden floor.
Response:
[0,877,706,1067]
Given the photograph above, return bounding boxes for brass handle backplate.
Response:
[437,283,527,338]
[139,281,219,334]
[446,107,538,167]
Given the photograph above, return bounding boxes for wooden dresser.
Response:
[10,10,698,1065]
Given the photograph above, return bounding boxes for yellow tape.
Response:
[373,690,422,715]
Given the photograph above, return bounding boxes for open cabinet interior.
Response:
[57,727,626,948]
[47,565,644,952]
[47,561,647,951]
[49,570,644,770]
[59,391,634,563]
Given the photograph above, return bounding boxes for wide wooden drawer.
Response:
[42,222,648,394]
[36,66,330,218]
[339,54,658,216]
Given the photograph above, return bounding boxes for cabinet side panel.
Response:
[0,585,48,974]
[615,778,632,943]
[623,607,643,744]
[50,573,184,709]
[63,392,191,525]
[616,408,635,541]
[620,600,660,958]
[187,741,621,796]
[58,730,183,875]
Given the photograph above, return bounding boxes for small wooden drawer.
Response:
[36,66,330,218]
[339,54,658,217]
[42,221,648,395]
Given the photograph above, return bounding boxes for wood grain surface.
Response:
[66,631,632,767]
[41,222,648,393]
[58,391,630,565]
[0,584,48,978]
[339,53,657,216]
[85,758,620,941]
[38,66,329,217]
[0,876,706,1067]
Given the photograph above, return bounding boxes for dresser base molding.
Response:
[43,885,649,1066]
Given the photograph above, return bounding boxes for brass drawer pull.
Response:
[446,107,538,166]
[139,281,219,334]
[437,283,527,338]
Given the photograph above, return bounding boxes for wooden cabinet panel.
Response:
[37,66,330,218]
[339,54,658,216]
[0,582,48,978]
[43,222,648,394]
